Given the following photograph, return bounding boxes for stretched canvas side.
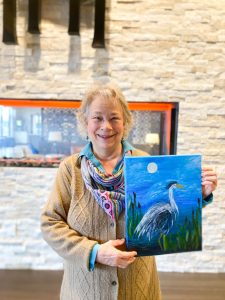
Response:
[124,154,202,256]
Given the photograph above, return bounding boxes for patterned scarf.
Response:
[81,155,129,220]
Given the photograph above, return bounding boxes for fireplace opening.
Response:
[0,100,178,167]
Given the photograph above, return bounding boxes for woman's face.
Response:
[86,96,125,155]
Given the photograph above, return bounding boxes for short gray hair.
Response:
[77,83,133,139]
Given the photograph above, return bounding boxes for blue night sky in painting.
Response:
[124,154,202,256]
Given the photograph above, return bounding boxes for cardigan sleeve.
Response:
[40,158,97,271]
[202,193,213,207]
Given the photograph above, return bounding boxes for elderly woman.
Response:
[41,84,217,300]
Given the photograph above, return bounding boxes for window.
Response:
[0,100,178,167]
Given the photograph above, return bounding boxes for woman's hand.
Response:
[96,238,137,268]
[202,167,218,198]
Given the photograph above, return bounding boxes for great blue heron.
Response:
[134,181,183,242]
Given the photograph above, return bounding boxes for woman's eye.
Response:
[93,116,102,120]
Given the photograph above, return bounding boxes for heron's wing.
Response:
[154,208,175,235]
[134,203,176,241]
[134,212,155,241]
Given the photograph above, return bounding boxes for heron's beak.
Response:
[176,184,184,188]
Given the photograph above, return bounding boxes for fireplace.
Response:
[0,99,178,167]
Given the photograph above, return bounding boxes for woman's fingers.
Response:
[96,239,137,268]
[202,166,218,198]
[202,167,217,185]
[202,175,217,184]
[118,257,136,268]
[110,238,125,247]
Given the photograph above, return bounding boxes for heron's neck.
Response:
[169,187,178,212]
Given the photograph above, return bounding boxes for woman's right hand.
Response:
[96,238,137,268]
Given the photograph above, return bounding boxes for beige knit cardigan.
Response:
[41,149,162,300]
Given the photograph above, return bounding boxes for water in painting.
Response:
[124,154,202,256]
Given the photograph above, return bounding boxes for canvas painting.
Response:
[124,154,202,256]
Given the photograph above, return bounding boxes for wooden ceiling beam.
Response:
[2,0,106,47]
[3,0,17,44]
[68,0,80,35]
[28,0,41,34]
[92,0,105,48]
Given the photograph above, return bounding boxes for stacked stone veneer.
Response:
[0,0,225,272]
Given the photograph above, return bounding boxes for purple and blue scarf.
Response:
[81,155,129,220]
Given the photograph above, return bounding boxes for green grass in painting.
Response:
[158,198,202,252]
[127,192,143,239]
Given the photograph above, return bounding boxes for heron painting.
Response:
[124,154,202,256]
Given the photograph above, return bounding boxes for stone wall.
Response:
[0,0,224,272]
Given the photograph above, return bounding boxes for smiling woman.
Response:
[77,84,131,174]
[41,83,162,300]
[40,83,218,300]
[86,98,125,167]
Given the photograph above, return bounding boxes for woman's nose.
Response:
[101,120,112,130]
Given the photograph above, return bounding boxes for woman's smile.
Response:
[97,133,116,139]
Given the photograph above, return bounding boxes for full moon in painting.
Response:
[147,162,158,173]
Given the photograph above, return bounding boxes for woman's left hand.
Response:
[202,166,218,199]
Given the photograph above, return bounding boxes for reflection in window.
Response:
[0,104,177,167]
[0,106,13,137]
